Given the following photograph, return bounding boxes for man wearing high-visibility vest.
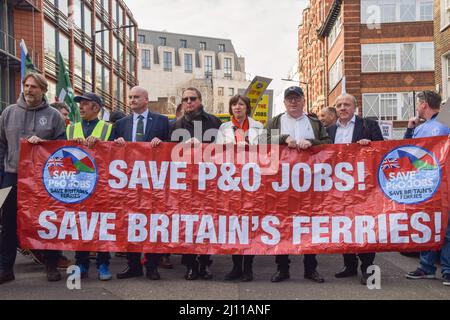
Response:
[68,92,114,281]
[67,92,113,148]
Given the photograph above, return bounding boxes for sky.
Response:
[124,0,309,115]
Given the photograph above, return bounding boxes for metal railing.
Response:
[0,29,17,58]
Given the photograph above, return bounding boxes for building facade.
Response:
[435,0,450,102]
[137,29,249,115]
[299,0,435,137]
[2,0,138,113]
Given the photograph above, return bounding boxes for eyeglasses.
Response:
[285,96,302,103]
[182,96,198,103]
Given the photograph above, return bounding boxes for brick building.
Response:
[299,0,434,137]
[434,0,450,102]
[1,0,138,113]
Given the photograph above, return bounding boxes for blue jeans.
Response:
[419,216,450,275]
[75,251,111,270]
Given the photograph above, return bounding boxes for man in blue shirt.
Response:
[404,90,450,286]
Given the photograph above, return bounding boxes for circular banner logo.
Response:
[378,145,441,204]
[43,147,98,204]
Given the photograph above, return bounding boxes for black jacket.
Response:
[169,106,222,143]
[327,116,384,143]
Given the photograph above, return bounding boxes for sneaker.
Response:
[405,268,436,280]
[443,274,450,286]
[98,264,112,281]
[78,265,89,279]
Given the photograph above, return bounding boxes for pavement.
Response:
[0,252,449,300]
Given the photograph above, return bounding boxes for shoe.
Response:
[199,265,213,280]
[405,268,436,280]
[159,256,174,269]
[443,273,450,286]
[78,265,89,279]
[146,268,161,280]
[270,270,290,283]
[224,268,242,281]
[0,270,15,285]
[57,255,72,269]
[335,266,358,278]
[98,264,112,281]
[241,270,253,282]
[46,266,62,282]
[304,270,324,283]
[116,266,143,279]
[361,272,370,285]
[184,268,199,280]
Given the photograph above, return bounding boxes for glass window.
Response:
[381,0,396,23]
[112,36,118,61]
[59,33,69,66]
[229,88,235,96]
[96,61,103,91]
[363,92,414,121]
[141,49,151,69]
[419,0,433,20]
[84,6,92,36]
[118,41,124,62]
[159,37,166,46]
[379,45,396,71]
[400,0,415,22]
[57,0,68,16]
[163,51,172,71]
[400,43,415,71]
[418,42,434,70]
[204,56,213,76]
[74,45,83,78]
[200,42,206,50]
[361,0,433,23]
[95,18,102,46]
[128,52,135,73]
[328,11,342,49]
[362,44,379,72]
[218,44,225,52]
[73,0,82,29]
[218,87,224,96]
[85,52,93,88]
[102,0,109,15]
[103,30,110,54]
[44,21,56,61]
[184,53,192,73]
[329,56,343,90]
[180,39,187,48]
[138,35,145,43]
[224,58,232,77]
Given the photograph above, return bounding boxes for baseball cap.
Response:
[284,86,304,98]
[74,92,103,108]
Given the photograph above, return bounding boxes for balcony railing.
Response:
[0,29,18,59]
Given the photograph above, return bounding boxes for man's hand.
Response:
[150,137,162,148]
[357,139,371,146]
[27,136,44,144]
[297,139,312,150]
[114,137,126,146]
[407,116,420,129]
[85,136,100,149]
[73,138,85,145]
[286,136,298,149]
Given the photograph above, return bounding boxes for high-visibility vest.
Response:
[66,120,112,141]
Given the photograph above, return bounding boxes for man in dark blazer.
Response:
[327,93,384,285]
[114,86,169,281]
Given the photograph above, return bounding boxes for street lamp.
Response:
[281,78,310,114]
[91,24,136,98]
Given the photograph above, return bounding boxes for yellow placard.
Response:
[244,76,272,116]
[252,95,269,126]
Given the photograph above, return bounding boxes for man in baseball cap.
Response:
[284,86,304,98]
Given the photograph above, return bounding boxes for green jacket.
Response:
[260,113,331,145]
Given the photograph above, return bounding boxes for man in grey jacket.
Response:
[0,73,66,285]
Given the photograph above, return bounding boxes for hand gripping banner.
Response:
[18,137,450,255]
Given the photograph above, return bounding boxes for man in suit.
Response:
[327,93,383,285]
[262,86,331,284]
[114,86,170,281]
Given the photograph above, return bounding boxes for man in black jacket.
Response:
[327,93,384,285]
[170,87,222,280]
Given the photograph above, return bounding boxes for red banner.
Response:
[18,137,450,255]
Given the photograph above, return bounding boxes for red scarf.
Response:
[231,117,249,143]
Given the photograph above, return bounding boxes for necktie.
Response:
[136,115,144,142]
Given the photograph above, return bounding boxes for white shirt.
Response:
[335,115,356,144]
[132,110,149,142]
[280,113,315,143]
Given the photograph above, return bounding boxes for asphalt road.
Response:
[0,251,449,300]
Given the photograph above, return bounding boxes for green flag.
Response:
[56,52,80,123]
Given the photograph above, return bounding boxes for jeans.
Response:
[75,251,111,270]
[419,216,450,275]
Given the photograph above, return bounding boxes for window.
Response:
[329,56,343,90]
[361,0,433,23]
[200,42,206,50]
[57,0,68,16]
[218,44,225,52]
[44,21,56,61]
[442,0,450,28]
[138,35,145,43]
[164,51,172,71]
[184,53,193,73]
[444,54,450,100]
[363,92,414,121]
[204,56,213,76]
[59,33,69,66]
[159,37,167,46]
[362,42,434,72]
[180,39,187,48]
[218,87,224,96]
[74,45,83,78]
[84,6,92,36]
[141,49,151,69]
[112,36,118,61]
[224,58,232,77]
[73,0,82,29]
[229,88,235,96]
[96,61,104,91]
[328,11,342,49]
